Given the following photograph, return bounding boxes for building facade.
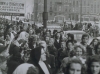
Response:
[34,0,100,22]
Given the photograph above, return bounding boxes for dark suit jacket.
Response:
[54,39,61,50]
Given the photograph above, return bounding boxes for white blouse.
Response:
[39,61,50,74]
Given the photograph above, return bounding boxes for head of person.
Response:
[74,45,84,57]
[55,32,60,39]
[65,34,68,40]
[90,38,99,46]
[66,40,74,50]
[38,41,47,52]
[67,33,74,41]
[46,31,51,37]
[17,39,27,47]
[13,63,38,74]
[86,55,100,74]
[65,58,84,74]
[29,29,34,35]
[30,46,46,63]
[81,34,89,44]
[7,24,12,33]
[60,31,64,36]
[61,41,66,48]
[95,43,100,54]
[48,38,54,46]
[45,36,50,44]
[29,35,38,44]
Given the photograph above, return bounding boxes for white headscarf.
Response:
[13,63,35,74]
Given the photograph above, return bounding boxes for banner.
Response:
[0,0,25,16]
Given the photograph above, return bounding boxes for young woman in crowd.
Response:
[86,55,100,74]
[80,34,89,54]
[57,42,68,69]
[28,35,38,49]
[66,40,75,57]
[95,42,100,55]
[58,45,85,74]
[28,46,51,74]
[65,58,85,74]
[87,38,99,56]
[47,38,57,57]
[67,33,77,44]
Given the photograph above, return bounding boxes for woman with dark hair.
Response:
[28,46,51,74]
[95,42,100,55]
[64,58,85,74]
[28,35,38,49]
[87,38,99,56]
[86,55,100,74]
[58,45,86,74]
[66,40,75,57]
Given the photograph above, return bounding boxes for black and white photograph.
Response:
[0,0,100,74]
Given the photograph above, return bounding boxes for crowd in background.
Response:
[63,22,100,37]
[0,21,100,74]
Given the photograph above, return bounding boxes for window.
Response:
[73,1,75,6]
[76,1,78,7]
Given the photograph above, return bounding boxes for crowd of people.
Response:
[0,22,100,74]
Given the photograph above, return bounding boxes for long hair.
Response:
[86,55,100,74]
[95,42,100,54]
[65,58,85,74]
[90,38,98,46]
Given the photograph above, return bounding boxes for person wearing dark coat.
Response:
[7,53,24,74]
[28,46,51,74]
[54,32,61,50]
[47,38,57,56]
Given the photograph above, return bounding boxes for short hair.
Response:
[38,41,46,46]
[49,38,54,42]
[81,34,89,40]
[55,32,60,39]
[86,55,100,74]
[65,58,85,74]
[74,45,85,55]
[66,40,74,47]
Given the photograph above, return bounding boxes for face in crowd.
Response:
[75,46,83,57]
[61,42,66,48]
[48,38,54,46]
[39,41,47,52]
[93,39,98,46]
[90,62,100,74]
[66,59,83,74]
[40,48,46,61]
[87,56,100,74]
[96,44,100,54]
[82,35,89,44]
[8,27,12,33]
[46,31,50,37]
[45,36,50,44]
[69,63,81,74]
[67,41,74,50]
[56,33,60,39]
